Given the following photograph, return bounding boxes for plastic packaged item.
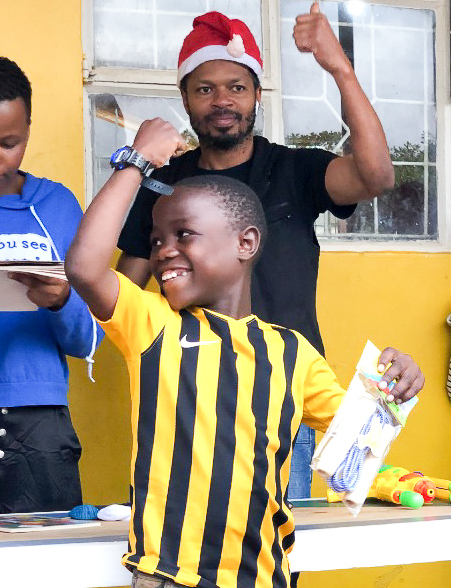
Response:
[311,340,418,516]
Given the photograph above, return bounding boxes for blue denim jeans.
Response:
[287,424,315,499]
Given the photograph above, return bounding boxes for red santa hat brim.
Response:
[177,45,263,86]
[177,11,263,87]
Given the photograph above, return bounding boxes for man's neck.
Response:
[198,135,254,170]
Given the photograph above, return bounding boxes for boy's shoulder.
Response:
[115,270,175,315]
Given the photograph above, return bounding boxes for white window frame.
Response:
[82,0,451,252]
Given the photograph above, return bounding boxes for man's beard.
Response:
[189,106,256,151]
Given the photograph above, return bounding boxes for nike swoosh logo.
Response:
[179,334,220,349]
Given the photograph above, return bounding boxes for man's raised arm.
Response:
[293,2,394,205]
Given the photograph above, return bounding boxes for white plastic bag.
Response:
[311,340,418,516]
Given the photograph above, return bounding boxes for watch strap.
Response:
[126,150,152,176]
[141,176,174,196]
[111,146,173,195]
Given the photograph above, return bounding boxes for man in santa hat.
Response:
[114,4,394,501]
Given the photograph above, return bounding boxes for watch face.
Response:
[110,146,132,170]
[110,146,153,176]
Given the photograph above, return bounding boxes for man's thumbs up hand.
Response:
[310,2,320,15]
[293,2,352,77]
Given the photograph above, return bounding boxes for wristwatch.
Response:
[109,145,174,196]
[110,146,154,178]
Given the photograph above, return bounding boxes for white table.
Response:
[289,498,451,571]
[0,517,131,587]
[1,500,451,587]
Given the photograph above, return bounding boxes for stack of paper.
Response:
[0,261,66,311]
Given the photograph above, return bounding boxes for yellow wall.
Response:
[3,1,451,586]
[315,252,451,490]
[2,0,85,202]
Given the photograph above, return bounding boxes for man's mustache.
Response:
[205,109,242,122]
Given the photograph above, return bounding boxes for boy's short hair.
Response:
[0,57,32,123]
[174,175,268,255]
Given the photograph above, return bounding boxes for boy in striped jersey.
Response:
[66,120,424,588]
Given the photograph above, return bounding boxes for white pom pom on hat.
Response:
[177,11,263,87]
[227,34,246,58]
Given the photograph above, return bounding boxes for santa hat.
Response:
[177,11,263,87]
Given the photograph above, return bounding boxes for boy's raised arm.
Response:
[65,119,186,321]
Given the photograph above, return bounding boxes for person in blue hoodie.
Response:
[0,56,104,513]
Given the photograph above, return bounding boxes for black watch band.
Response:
[127,149,155,177]
[141,176,174,196]
[111,146,173,195]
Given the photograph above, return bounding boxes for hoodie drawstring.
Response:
[86,314,98,383]
[30,205,61,261]
[30,205,97,381]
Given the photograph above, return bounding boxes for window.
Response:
[83,0,447,246]
[281,1,437,240]
[92,0,263,71]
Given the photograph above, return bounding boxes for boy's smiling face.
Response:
[149,186,250,314]
[0,98,29,197]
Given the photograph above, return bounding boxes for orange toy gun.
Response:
[326,464,451,508]
[367,465,436,508]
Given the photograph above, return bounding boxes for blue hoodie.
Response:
[0,172,104,407]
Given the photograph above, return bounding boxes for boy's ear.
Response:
[237,226,260,261]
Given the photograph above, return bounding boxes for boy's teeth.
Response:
[162,270,189,282]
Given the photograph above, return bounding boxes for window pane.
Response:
[90,92,265,195]
[90,93,189,193]
[378,166,425,236]
[93,0,262,70]
[280,1,437,240]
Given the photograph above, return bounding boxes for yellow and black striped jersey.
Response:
[99,271,345,588]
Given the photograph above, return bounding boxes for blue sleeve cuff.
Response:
[45,286,104,359]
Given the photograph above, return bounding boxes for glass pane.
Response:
[326,162,438,240]
[373,4,431,29]
[280,20,324,98]
[342,200,376,236]
[280,1,437,240]
[281,0,336,21]
[90,93,189,194]
[283,98,344,151]
[93,3,156,68]
[378,166,424,236]
[374,29,426,101]
[93,0,262,70]
[90,92,265,195]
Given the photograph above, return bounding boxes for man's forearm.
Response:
[334,67,394,198]
[293,3,394,205]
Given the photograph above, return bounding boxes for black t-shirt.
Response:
[118,136,356,355]
[195,159,252,184]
